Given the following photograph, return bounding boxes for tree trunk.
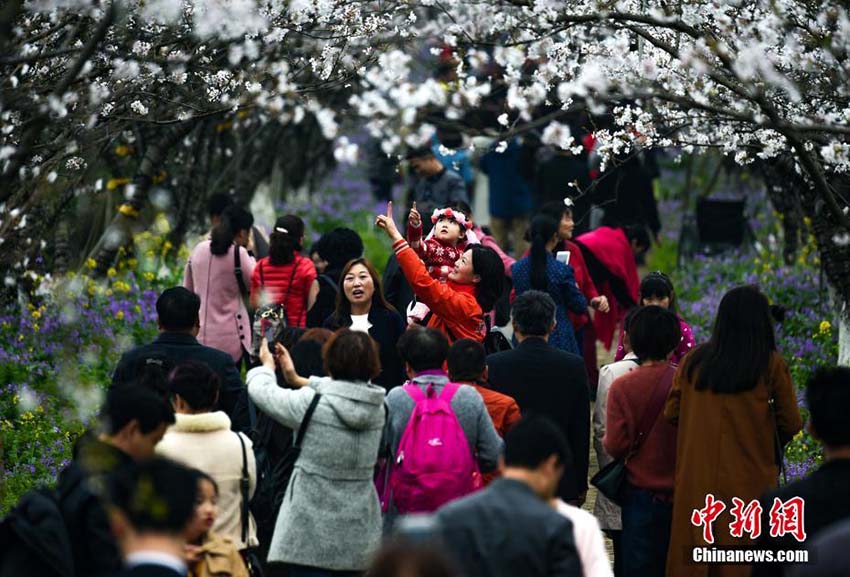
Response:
[86,122,192,275]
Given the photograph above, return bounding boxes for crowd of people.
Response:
[4,141,850,577]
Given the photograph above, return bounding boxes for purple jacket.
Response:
[184,240,255,362]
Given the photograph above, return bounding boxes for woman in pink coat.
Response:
[184,206,256,363]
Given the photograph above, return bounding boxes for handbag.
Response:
[591,366,674,506]
[236,393,322,565]
[250,258,299,358]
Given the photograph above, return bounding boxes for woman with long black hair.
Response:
[510,214,587,354]
[664,285,802,577]
[184,205,256,363]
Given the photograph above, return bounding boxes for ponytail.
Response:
[529,215,558,291]
[210,206,253,256]
[269,215,305,266]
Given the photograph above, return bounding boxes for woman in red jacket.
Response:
[250,215,318,327]
[375,202,503,343]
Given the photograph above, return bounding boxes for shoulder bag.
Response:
[250,257,300,358]
[768,383,788,485]
[237,392,322,568]
[590,366,674,506]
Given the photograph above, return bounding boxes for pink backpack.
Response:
[389,382,481,514]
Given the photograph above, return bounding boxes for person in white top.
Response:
[592,308,642,577]
[552,498,614,577]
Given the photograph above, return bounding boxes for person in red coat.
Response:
[249,215,318,327]
[375,202,503,343]
[574,224,650,351]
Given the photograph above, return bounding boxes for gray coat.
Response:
[247,367,386,571]
[411,168,469,223]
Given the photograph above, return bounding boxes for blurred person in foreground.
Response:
[435,415,583,577]
[106,458,199,577]
[754,366,850,577]
[58,386,175,577]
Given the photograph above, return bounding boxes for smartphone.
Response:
[260,318,275,344]
[556,250,571,265]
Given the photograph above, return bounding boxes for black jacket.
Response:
[56,437,134,577]
[0,488,74,577]
[786,518,850,577]
[306,270,341,328]
[753,459,850,577]
[487,338,589,501]
[324,307,406,390]
[436,478,582,577]
[111,332,248,432]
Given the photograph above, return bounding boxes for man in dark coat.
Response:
[406,145,469,232]
[57,386,175,577]
[111,287,249,431]
[107,458,198,577]
[753,367,850,577]
[487,290,590,505]
[435,415,582,577]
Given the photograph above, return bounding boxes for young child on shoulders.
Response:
[405,202,478,323]
[614,271,695,365]
[184,471,249,577]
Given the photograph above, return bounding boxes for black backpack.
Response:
[0,488,75,577]
[483,315,513,355]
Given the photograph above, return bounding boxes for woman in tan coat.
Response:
[665,286,802,577]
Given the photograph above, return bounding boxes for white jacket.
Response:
[156,411,258,548]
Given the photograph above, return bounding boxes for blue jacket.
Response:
[511,254,587,355]
[480,140,534,219]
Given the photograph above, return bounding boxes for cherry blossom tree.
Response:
[350,0,850,361]
[4,0,850,360]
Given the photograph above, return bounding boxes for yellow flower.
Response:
[127,258,138,269]
[819,321,831,335]
[32,323,39,332]
[115,310,125,321]
[106,177,131,190]
[113,281,131,293]
[31,309,41,320]
[143,272,155,282]
[134,305,142,314]
[85,258,97,269]
[115,145,131,157]
[107,267,117,277]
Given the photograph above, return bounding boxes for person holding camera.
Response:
[247,331,386,576]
